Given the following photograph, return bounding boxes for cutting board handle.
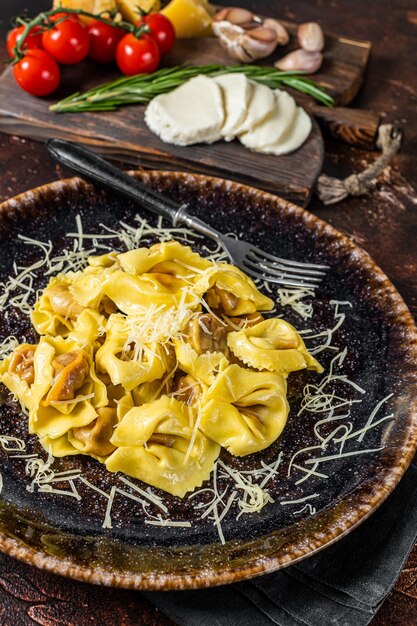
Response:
[311,106,381,149]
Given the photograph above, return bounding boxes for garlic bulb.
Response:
[213,8,289,62]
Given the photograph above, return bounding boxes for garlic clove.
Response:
[274,49,323,73]
[247,26,279,43]
[242,27,280,60]
[297,22,324,52]
[213,7,254,25]
[263,18,290,46]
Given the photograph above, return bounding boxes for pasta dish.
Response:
[0,241,322,497]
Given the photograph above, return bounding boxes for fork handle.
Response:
[47,139,182,223]
[47,139,225,246]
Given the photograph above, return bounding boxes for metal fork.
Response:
[47,140,328,289]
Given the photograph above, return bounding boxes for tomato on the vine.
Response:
[87,20,123,64]
[49,12,81,23]
[13,49,61,96]
[141,14,176,55]
[42,17,89,64]
[116,33,160,76]
[6,25,43,59]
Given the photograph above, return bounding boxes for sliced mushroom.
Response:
[72,407,117,457]
[174,373,204,405]
[47,284,84,319]
[48,350,90,402]
[8,344,37,385]
[99,295,118,316]
[206,286,239,314]
[185,314,228,355]
[222,312,264,332]
[148,433,178,448]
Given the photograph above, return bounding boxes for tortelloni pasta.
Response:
[227,319,324,375]
[0,239,323,498]
[106,397,220,497]
[199,365,289,456]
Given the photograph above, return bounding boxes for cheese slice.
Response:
[239,89,297,150]
[252,108,312,156]
[144,75,224,146]
[234,81,275,136]
[214,74,253,142]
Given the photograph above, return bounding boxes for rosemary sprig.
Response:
[50,64,335,113]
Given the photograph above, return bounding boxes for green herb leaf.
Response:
[49,64,335,113]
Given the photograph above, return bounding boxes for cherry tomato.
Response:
[42,18,89,64]
[87,20,123,64]
[6,25,44,59]
[141,14,176,55]
[116,33,160,76]
[13,49,61,96]
[49,12,81,23]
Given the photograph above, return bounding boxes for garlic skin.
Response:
[213,8,288,62]
[297,22,324,52]
[274,49,323,73]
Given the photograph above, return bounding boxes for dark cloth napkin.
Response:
[144,465,417,626]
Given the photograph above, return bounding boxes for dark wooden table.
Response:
[1,0,417,624]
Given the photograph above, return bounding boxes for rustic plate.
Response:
[0,171,416,590]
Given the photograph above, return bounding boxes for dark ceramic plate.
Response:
[0,172,416,590]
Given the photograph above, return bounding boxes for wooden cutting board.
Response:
[0,21,371,207]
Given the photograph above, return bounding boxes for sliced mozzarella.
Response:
[234,81,275,135]
[144,75,224,146]
[214,73,253,141]
[253,108,312,156]
[239,89,297,150]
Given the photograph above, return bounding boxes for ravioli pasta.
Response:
[0,240,322,497]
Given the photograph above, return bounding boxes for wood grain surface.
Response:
[0,0,417,624]
[0,13,371,207]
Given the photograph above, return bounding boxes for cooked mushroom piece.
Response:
[185,314,228,355]
[8,344,37,385]
[47,284,84,319]
[48,350,90,402]
[174,373,204,405]
[222,312,264,332]
[72,407,117,456]
[206,286,239,314]
[148,433,178,448]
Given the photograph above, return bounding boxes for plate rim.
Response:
[0,171,417,590]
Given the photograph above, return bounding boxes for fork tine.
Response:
[247,250,327,277]
[241,261,320,289]
[249,244,329,270]
[243,257,323,284]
